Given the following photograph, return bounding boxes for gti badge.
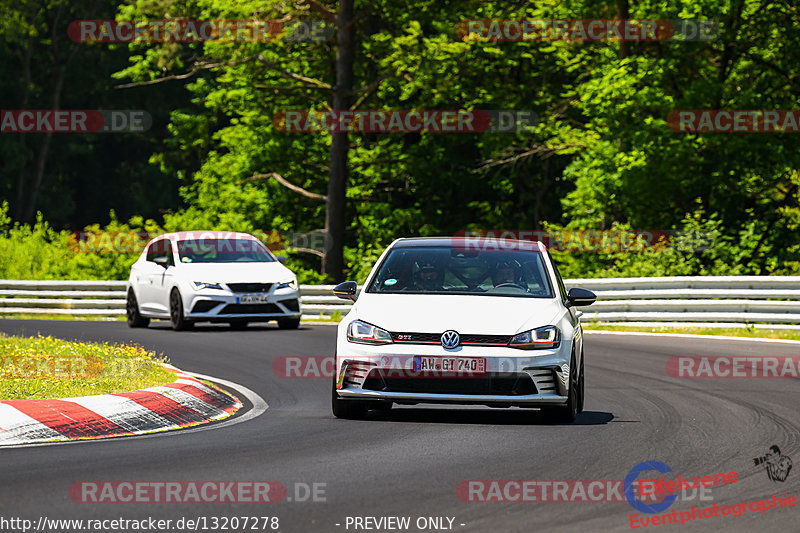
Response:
[441,330,461,349]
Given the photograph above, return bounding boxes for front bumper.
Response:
[333,343,572,407]
[183,288,301,322]
[337,389,567,406]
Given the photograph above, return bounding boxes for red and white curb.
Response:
[0,365,242,446]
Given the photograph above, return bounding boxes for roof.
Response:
[393,236,545,252]
[153,231,259,241]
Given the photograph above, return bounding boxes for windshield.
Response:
[367,245,553,297]
[176,239,275,263]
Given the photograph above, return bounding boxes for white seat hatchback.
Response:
[126,231,301,330]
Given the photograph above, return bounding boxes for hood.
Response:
[351,293,564,335]
[175,261,294,282]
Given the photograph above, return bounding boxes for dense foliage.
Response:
[1,0,798,281]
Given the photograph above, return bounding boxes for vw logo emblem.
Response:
[441,330,460,349]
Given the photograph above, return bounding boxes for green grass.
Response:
[582,323,800,341]
[302,317,341,324]
[0,334,175,400]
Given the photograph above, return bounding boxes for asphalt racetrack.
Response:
[0,319,798,533]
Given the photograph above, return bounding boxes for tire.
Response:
[331,378,368,419]
[544,351,580,423]
[277,317,301,329]
[229,321,249,330]
[126,290,149,328]
[169,288,193,331]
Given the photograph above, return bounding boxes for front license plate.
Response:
[237,294,270,304]
[413,356,486,374]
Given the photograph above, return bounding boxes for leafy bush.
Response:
[0,202,334,283]
[2,200,796,283]
[549,206,800,279]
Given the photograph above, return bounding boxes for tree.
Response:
[114,0,359,280]
[324,0,353,279]
[0,0,187,227]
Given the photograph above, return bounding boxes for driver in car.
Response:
[491,261,516,286]
[413,261,444,292]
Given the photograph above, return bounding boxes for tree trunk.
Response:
[22,64,65,221]
[22,3,83,222]
[323,0,355,281]
[13,37,33,221]
[617,0,630,59]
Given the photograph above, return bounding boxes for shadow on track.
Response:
[357,408,614,426]
[142,323,316,333]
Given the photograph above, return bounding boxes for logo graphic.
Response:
[753,445,793,482]
[441,330,461,349]
[625,461,677,514]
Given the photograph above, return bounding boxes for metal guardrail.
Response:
[1,277,800,328]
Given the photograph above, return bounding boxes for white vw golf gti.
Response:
[127,231,301,330]
[331,237,596,422]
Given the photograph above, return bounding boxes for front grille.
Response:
[461,334,513,345]
[362,371,537,396]
[226,283,273,293]
[281,299,300,312]
[192,300,224,313]
[390,332,512,346]
[219,303,282,314]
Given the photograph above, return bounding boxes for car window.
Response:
[367,246,554,298]
[145,239,172,263]
[176,238,275,263]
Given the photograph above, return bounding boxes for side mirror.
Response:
[276,256,287,264]
[153,256,169,268]
[333,281,358,302]
[566,287,596,307]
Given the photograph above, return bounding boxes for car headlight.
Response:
[347,320,393,345]
[508,325,561,349]
[192,281,223,290]
[275,279,298,290]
